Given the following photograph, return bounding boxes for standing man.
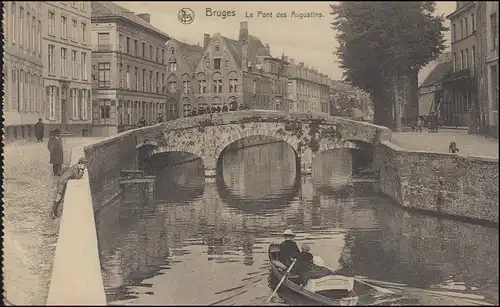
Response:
[34,118,44,142]
[51,157,88,218]
[48,129,63,176]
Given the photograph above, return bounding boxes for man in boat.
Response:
[279,229,300,267]
[294,243,314,286]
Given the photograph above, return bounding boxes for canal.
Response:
[96,139,499,305]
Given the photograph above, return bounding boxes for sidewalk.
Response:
[2,137,103,305]
[391,130,499,159]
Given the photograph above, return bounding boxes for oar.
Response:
[266,259,298,303]
[322,265,395,295]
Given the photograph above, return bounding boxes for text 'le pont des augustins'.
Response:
[205,8,324,19]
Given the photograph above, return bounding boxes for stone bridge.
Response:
[132,110,391,177]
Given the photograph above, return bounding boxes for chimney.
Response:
[137,13,151,23]
[239,21,249,42]
[242,42,248,72]
[204,34,210,49]
[283,56,288,62]
[289,58,295,65]
[299,62,304,68]
[265,43,270,54]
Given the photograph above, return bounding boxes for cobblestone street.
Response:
[391,129,499,159]
[3,137,103,305]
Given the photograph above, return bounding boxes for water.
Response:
[96,140,499,306]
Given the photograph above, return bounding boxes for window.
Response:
[80,2,86,10]
[213,73,222,93]
[100,105,111,119]
[491,13,498,50]
[461,50,465,70]
[98,63,110,88]
[149,45,153,59]
[32,16,36,53]
[11,3,16,44]
[169,61,177,72]
[465,17,469,37]
[150,71,153,92]
[126,65,130,89]
[71,50,77,78]
[27,72,31,110]
[134,39,138,56]
[162,49,165,64]
[61,48,67,76]
[97,33,110,51]
[213,59,221,70]
[229,78,238,92]
[27,12,31,49]
[20,6,24,47]
[452,23,456,42]
[38,21,42,55]
[215,45,220,52]
[253,80,257,94]
[20,70,24,111]
[118,64,123,88]
[48,45,55,74]
[71,88,79,119]
[142,69,146,91]
[61,16,67,39]
[168,79,176,94]
[47,86,57,120]
[80,89,88,119]
[460,20,464,40]
[465,49,469,69]
[183,80,190,94]
[72,19,77,41]
[471,13,475,32]
[161,73,165,93]
[156,72,160,93]
[135,67,139,90]
[491,65,498,111]
[81,52,87,79]
[471,46,475,75]
[119,34,123,51]
[81,23,86,43]
[142,42,146,58]
[126,37,130,53]
[170,47,174,55]
[156,47,159,62]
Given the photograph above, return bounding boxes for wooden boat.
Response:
[268,244,359,306]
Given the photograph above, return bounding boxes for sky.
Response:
[117,1,456,81]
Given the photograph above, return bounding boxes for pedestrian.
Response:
[50,157,88,218]
[449,141,460,153]
[47,129,63,176]
[34,118,44,142]
[416,116,423,133]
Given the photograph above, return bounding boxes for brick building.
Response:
[3,1,44,140]
[91,2,170,136]
[42,1,93,136]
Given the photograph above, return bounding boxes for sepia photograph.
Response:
[2,1,499,306]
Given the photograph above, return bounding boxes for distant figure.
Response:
[216,106,222,113]
[222,105,229,112]
[34,118,44,142]
[157,113,164,123]
[279,229,300,267]
[137,117,147,127]
[47,129,63,176]
[416,117,423,133]
[449,141,460,153]
[295,243,314,286]
[50,157,88,219]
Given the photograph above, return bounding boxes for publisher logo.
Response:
[178,8,195,24]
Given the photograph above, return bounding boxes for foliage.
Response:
[329,81,374,120]
[330,2,448,126]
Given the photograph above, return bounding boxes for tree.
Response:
[330,2,447,129]
[329,81,374,121]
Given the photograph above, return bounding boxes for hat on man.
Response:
[78,157,88,164]
[301,243,311,252]
[313,256,324,267]
[282,229,295,237]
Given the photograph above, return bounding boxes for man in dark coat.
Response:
[51,157,88,218]
[34,118,44,142]
[47,129,63,176]
[279,229,301,267]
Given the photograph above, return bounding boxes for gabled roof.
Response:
[219,35,271,69]
[420,61,452,88]
[91,2,170,40]
[172,40,204,70]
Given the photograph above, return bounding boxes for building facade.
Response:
[287,59,330,114]
[443,1,478,127]
[91,2,170,136]
[41,1,93,135]
[476,1,499,138]
[3,1,44,140]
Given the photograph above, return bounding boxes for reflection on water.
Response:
[96,141,499,306]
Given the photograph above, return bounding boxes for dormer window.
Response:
[215,45,220,52]
[213,58,221,70]
[170,47,174,55]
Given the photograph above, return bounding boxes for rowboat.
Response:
[268,244,359,306]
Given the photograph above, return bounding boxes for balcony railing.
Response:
[97,44,112,52]
[444,68,475,82]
